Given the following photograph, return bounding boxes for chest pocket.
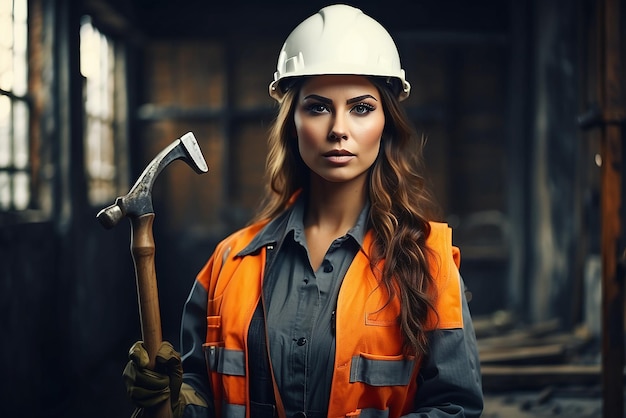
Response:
[354,294,414,386]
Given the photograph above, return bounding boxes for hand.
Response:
[123,341,183,410]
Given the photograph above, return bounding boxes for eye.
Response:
[304,103,331,114]
[351,102,376,115]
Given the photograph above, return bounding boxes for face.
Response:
[294,75,385,186]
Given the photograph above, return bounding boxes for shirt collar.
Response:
[237,193,370,256]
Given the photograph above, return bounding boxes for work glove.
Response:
[123,341,184,416]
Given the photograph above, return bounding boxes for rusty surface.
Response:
[96,133,208,228]
[598,0,624,417]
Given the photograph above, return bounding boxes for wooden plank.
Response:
[482,364,604,391]
[478,329,591,350]
[479,343,566,364]
[473,315,559,340]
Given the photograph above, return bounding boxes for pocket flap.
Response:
[349,354,415,386]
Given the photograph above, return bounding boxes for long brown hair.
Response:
[254,77,440,355]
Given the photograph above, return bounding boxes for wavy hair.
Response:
[254,77,440,355]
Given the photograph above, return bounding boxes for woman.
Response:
[124,4,483,418]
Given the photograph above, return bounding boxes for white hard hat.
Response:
[269,4,411,101]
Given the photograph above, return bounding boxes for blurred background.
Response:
[0,0,624,416]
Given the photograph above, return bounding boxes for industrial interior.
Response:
[1,0,625,416]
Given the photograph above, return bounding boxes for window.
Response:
[80,16,122,206]
[0,0,30,211]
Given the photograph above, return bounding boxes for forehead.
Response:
[299,75,380,99]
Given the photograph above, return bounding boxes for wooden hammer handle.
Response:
[131,213,172,418]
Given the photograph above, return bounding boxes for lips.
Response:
[322,149,354,157]
[322,149,355,165]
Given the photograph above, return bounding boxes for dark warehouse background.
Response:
[0,0,625,416]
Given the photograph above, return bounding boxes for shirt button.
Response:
[323,261,333,273]
[297,337,307,346]
[293,412,307,418]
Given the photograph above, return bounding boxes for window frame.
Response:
[0,0,33,214]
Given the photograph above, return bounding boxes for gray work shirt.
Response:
[260,195,369,417]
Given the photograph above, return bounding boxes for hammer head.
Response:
[96,132,208,229]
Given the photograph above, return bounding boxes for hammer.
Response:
[97,132,208,418]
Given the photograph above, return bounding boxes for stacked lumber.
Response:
[474,311,606,391]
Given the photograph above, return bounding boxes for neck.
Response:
[304,175,368,235]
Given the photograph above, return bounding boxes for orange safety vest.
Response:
[197,221,463,418]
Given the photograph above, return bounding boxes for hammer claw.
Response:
[181,132,209,174]
[95,132,208,228]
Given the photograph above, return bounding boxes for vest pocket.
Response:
[349,353,415,386]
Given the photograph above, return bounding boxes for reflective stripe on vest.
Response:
[359,408,390,418]
[204,346,246,376]
[222,402,246,418]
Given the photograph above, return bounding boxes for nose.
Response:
[328,114,348,141]
[328,131,347,141]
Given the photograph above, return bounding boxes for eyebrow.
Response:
[347,94,378,104]
[303,94,378,104]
